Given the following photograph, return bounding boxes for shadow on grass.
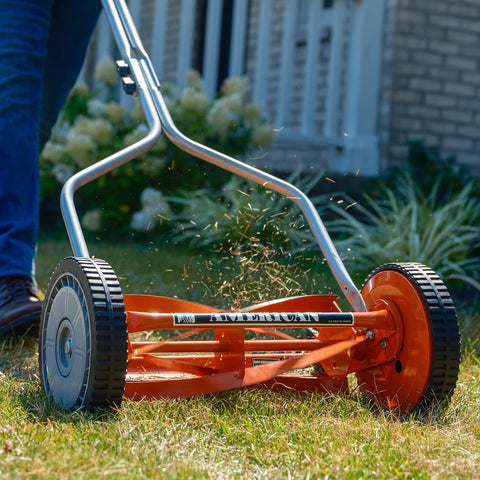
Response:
[18,386,124,426]
[0,332,123,426]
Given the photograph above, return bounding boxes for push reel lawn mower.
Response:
[39,0,461,415]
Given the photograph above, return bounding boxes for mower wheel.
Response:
[358,262,460,414]
[39,257,128,409]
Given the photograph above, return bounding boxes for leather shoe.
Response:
[0,276,42,334]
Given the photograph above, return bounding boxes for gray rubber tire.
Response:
[39,257,128,410]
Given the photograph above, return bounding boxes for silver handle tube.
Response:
[93,0,368,312]
[61,67,162,257]
[147,77,367,312]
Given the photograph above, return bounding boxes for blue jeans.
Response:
[0,0,102,280]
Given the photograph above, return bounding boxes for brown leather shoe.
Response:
[0,276,42,334]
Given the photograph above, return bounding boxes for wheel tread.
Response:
[86,257,128,407]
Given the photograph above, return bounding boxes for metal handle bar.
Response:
[60,0,367,312]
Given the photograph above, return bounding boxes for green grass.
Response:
[1,235,479,479]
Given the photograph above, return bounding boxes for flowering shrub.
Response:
[40,60,275,233]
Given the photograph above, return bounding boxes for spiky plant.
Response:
[328,174,480,291]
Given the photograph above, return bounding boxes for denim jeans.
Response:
[0,0,102,280]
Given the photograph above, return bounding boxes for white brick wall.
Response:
[380,0,480,176]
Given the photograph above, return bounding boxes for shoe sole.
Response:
[0,310,41,335]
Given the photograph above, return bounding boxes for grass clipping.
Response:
[211,241,315,311]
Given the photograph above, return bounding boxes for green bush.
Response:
[170,166,325,254]
[392,140,478,201]
[328,173,480,291]
[40,60,275,233]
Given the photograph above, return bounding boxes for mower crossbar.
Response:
[123,294,398,400]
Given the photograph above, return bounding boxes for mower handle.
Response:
[60,0,368,312]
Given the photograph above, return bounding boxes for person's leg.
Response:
[0,0,55,281]
[40,0,102,150]
[0,0,55,333]
[0,0,101,333]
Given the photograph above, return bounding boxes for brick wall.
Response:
[163,0,182,84]
[379,0,480,176]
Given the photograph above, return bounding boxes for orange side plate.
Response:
[358,270,433,414]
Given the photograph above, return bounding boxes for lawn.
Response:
[0,235,479,479]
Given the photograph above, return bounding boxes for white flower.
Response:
[41,142,66,164]
[88,119,114,146]
[180,87,209,113]
[130,209,155,232]
[131,187,171,231]
[69,82,90,98]
[105,102,125,124]
[252,124,275,147]
[87,99,107,118]
[141,187,164,207]
[221,77,247,100]
[222,93,243,115]
[81,209,102,231]
[185,70,203,90]
[52,163,75,184]
[94,58,118,86]
[73,117,90,135]
[124,123,150,147]
[73,117,113,146]
[135,124,149,138]
[242,103,261,126]
[207,100,229,140]
[140,187,171,215]
[66,132,96,168]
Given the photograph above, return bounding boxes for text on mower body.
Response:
[173,312,354,326]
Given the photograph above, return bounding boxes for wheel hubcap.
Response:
[56,319,74,376]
